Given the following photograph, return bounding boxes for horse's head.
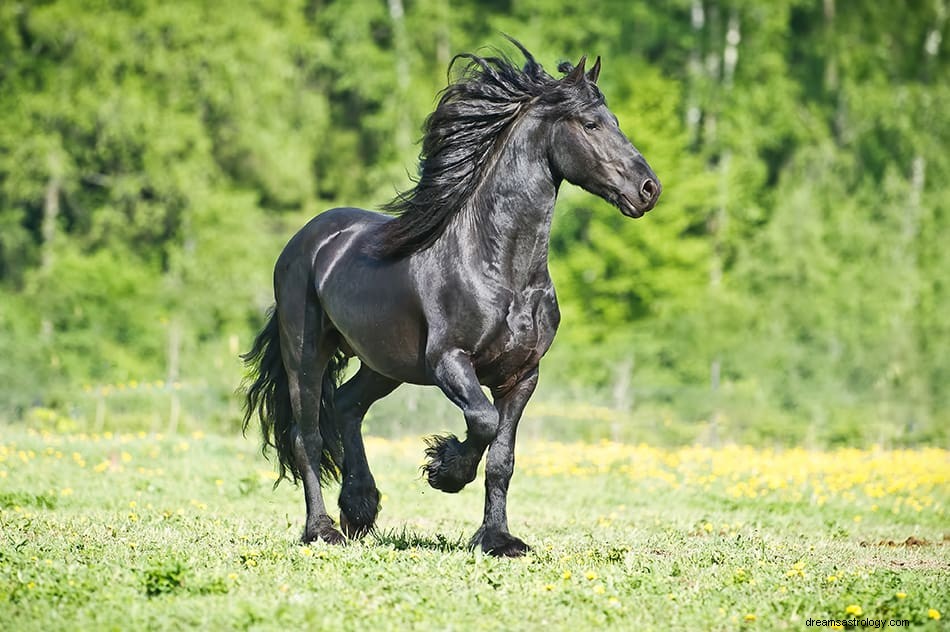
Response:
[544,56,661,218]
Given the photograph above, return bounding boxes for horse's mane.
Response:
[376,38,603,259]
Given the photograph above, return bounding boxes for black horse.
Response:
[242,39,660,557]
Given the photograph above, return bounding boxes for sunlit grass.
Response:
[0,428,947,630]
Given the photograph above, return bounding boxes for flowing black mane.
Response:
[376,39,604,259]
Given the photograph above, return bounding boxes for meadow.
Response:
[1,424,947,630]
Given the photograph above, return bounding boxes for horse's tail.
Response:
[241,308,347,486]
[241,308,296,484]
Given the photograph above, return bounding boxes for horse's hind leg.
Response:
[276,286,343,545]
[336,365,400,538]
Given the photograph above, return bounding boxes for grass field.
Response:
[1,427,947,630]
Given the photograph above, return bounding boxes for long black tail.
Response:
[241,308,348,485]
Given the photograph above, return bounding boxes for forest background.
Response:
[1,0,947,448]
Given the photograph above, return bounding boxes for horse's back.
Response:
[287,207,389,252]
[279,207,428,383]
[277,207,386,281]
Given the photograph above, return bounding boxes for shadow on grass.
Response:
[371,527,468,553]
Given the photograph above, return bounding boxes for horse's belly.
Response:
[323,287,429,384]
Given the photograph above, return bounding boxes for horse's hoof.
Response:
[423,434,477,493]
[302,516,346,546]
[486,537,530,557]
[339,513,375,540]
[471,529,531,557]
[320,527,347,546]
[339,483,381,539]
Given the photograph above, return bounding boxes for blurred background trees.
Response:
[1,0,947,445]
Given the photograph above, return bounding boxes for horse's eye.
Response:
[584,121,599,131]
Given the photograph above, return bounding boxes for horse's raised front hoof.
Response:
[423,434,478,493]
[471,528,531,558]
[339,483,381,539]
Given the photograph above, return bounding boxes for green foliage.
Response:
[0,1,947,443]
[143,559,188,597]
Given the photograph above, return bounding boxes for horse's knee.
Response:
[466,404,499,443]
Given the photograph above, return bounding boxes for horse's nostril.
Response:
[640,179,658,201]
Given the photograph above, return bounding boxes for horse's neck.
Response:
[442,119,558,288]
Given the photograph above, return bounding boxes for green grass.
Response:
[1,428,947,630]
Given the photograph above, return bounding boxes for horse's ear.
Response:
[586,56,601,84]
[563,55,587,85]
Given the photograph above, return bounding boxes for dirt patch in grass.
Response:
[859,535,946,548]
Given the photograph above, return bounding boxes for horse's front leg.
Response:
[424,348,499,493]
[470,368,538,557]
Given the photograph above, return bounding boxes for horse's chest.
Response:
[476,286,559,379]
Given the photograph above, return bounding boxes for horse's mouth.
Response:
[617,193,648,218]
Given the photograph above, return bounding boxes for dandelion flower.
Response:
[896,592,906,599]
[928,609,941,621]
[845,604,862,616]
[744,614,756,623]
